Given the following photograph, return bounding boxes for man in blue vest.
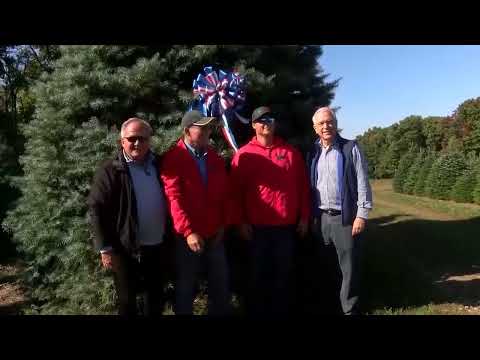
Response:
[307,107,373,315]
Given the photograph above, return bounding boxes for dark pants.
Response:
[247,225,296,317]
[112,243,168,316]
[311,213,363,315]
[175,236,230,315]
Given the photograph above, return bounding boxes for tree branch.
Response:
[28,45,50,73]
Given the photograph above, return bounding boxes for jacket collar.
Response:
[113,149,158,172]
[248,135,283,150]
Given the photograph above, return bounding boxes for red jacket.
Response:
[160,139,228,239]
[230,136,310,226]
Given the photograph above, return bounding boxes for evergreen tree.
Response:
[450,153,480,203]
[403,149,425,195]
[393,146,418,193]
[413,152,436,196]
[425,151,467,200]
[471,158,480,205]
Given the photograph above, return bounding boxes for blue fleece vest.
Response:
[307,135,358,226]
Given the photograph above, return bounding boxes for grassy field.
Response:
[362,179,480,315]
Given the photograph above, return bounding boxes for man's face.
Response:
[121,121,151,161]
[313,110,337,143]
[185,125,212,149]
[252,117,275,137]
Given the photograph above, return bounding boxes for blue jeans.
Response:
[247,225,296,317]
[175,236,230,315]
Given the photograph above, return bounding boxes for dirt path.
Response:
[0,262,26,315]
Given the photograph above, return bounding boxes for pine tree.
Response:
[450,155,480,203]
[2,45,337,313]
[425,151,467,200]
[403,149,425,195]
[413,152,436,196]
[471,159,480,205]
[393,146,418,193]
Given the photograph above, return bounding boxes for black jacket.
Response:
[87,150,167,257]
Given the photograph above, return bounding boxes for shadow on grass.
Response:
[361,215,480,312]
[224,214,480,315]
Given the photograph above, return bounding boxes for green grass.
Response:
[372,305,438,315]
[362,179,480,315]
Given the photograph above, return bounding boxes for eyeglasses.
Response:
[124,136,149,143]
[313,120,335,128]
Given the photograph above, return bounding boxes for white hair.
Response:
[312,107,338,127]
[120,117,153,138]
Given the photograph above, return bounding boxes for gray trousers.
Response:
[311,213,363,315]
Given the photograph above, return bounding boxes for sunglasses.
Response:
[124,136,149,143]
[254,117,275,125]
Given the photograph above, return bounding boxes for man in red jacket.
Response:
[161,110,230,315]
[230,106,310,316]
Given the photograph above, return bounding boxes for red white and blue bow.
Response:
[189,66,249,152]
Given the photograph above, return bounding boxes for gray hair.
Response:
[120,117,153,138]
[312,107,338,127]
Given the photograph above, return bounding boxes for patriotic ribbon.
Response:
[189,66,249,152]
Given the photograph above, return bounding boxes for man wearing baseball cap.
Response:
[161,110,231,315]
[229,106,311,316]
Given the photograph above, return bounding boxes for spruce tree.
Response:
[413,152,436,196]
[449,153,479,203]
[471,158,480,205]
[393,146,418,193]
[425,152,467,200]
[403,149,425,195]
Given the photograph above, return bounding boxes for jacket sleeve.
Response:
[227,152,246,225]
[160,152,194,238]
[352,142,373,219]
[87,164,115,252]
[295,149,311,222]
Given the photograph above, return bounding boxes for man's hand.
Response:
[239,224,253,241]
[352,217,366,237]
[297,220,308,238]
[186,233,205,253]
[101,251,119,271]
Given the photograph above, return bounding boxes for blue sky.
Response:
[320,45,480,139]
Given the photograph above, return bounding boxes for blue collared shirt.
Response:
[183,140,208,185]
[316,137,372,219]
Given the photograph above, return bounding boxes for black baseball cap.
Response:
[251,106,274,122]
[181,110,216,128]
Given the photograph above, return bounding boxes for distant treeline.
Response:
[357,97,480,204]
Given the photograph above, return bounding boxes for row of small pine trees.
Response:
[393,147,480,204]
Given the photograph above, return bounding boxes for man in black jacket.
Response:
[88,117,169,316]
